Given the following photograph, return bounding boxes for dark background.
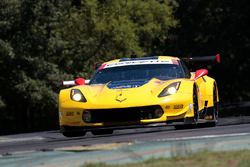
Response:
[1,0,250,134]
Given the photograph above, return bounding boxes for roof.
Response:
[98,56,180,69]
[104,56,180,65]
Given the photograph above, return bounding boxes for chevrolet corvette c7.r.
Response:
[59,55,220,137]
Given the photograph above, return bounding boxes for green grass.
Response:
[81,150,250,167]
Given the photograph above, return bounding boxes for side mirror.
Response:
[75,78,85,85]
[61,78,90,86]
[192,69,208,81]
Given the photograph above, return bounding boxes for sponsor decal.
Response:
[172,59,179,65]
[104,60,174,68]
[98,63,107,70]
[66,112,74,116]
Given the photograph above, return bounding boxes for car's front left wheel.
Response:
[175,85,199,130]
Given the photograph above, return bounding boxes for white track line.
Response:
[0,136,45,143]
[157,132,250,142]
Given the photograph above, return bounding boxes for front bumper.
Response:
[60,122,168,133]
[59,93,194,128]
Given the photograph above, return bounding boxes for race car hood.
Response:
[65,78,182,109]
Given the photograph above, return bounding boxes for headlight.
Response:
[158,82,181,97]
[70,89,87,102]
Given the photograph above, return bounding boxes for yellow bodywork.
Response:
[59,56,218,129]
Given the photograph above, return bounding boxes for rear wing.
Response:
[182,54,221,63]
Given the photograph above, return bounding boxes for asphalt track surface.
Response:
[1,117,250,155]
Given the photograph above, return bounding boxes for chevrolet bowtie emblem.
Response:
[116,93,127,103]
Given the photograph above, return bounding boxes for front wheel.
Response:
[91,129,114,135]
[192,85,199,124]
[62,131,86,137]
[60,126,86,137]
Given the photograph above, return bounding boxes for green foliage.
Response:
[1,0,250,134]
[0,0,72,132]
[166,0,250,102]
[55,0,177,75]
[80,150,250,167]
[0,0,177,133]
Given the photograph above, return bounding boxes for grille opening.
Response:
[83,105,163,123]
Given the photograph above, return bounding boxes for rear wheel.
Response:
[207,85,219,127]
[213,85,219,121]
[192,85,199,124]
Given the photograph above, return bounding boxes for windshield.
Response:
[90,64,185,85]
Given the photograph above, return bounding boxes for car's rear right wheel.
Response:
[206,85,219,127]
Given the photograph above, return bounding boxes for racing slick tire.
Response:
[61,126,86,137]
[175,85,199,130]
[62,131,86,137]
[206,84,219,127]
[192,85,199,124]
[91,129,114,135]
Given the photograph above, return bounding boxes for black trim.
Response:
[199,106,214,119]
[83,105,163,123]
[119,56,159,62]
[182,54,219,63]
[60,122,167,132]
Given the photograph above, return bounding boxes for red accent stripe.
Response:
[98,63,106,70]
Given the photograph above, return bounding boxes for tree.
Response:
[0,0,178,133]
[0,0,71,133]
[54,0,177,75]
[166,0,250,102]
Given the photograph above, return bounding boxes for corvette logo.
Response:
[115,93,127,103]
[116,97,127,102]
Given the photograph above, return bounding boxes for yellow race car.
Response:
[59,55,220,137]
